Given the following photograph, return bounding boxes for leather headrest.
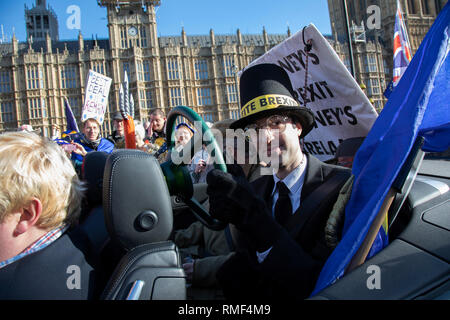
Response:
[103,149,173,250]
[83,151,109,208]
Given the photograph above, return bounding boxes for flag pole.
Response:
[345,136,425,274]
[345,188,395,273]
[343,0,356,78]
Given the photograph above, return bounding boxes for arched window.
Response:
[422,0,430,14]
[407,0,417,14]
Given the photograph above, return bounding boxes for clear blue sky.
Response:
[0,0,332,42]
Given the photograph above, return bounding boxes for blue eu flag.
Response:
[312,2,450,296]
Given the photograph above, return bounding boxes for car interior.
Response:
[310,145,450,299]
[75,110,449,300]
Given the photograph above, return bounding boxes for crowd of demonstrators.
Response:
[0,131,101,299]
[1,63,359,301]
[205,63,352,300]
[16,108,170,173]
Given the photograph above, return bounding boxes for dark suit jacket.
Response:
[217,154,351,300]
[0,227,100,300]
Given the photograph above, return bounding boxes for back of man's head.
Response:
[0,132,84,229]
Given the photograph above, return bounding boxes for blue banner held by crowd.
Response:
[64,97,79,133]
[312,2,450,296]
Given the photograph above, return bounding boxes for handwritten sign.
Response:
[82,70,112,125]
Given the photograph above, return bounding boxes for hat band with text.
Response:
[240,94,299,117]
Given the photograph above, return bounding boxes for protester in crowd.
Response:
[69,118,114,176]
[146,109,168,161]
[188,121,215,183]
[71,118,114,159]
[175,122,195,151]
[334,137,365,168]
[173,119,263,299]
[205,63,352,300]
[147,108,166,144]
[134,120,152,152]
[0,131,100,299]
[107,112,125,149]
[212,119,264,180]
[143,120,151,134]
[190,143,210,184]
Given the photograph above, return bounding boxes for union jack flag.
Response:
[384,0,412,98]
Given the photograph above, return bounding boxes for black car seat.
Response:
[100,149,186,300]
[78,151,122,295]
[79,151,110,254]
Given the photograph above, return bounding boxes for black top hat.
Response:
[230,63,315,138]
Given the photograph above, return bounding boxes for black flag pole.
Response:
[343,0,356,78]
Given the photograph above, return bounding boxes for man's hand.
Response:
[147,125,153,139]
[71,142,87,157]
[206,166,283,252]
[182,261,194,282]
[206,165,253,225]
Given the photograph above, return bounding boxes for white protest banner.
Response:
[82,70,112,125]
[244,24,379,161]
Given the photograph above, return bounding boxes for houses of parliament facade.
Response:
[0,0,445,137]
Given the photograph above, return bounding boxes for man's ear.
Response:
[14,198,43,236]
[294,122,303,137]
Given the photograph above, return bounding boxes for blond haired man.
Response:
[0,132,100,299]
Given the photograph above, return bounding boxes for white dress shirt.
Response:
[257,155,308,263]
[270,154,307,215]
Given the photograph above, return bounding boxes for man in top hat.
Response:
[206,63,351,299]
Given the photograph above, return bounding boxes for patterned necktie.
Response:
[274,181,292,227]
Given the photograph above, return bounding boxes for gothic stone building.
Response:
[0,0,444,136]
[327,0,445,112]
[0,0,289,137]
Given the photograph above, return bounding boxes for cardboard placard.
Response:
[82,70,112,125]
